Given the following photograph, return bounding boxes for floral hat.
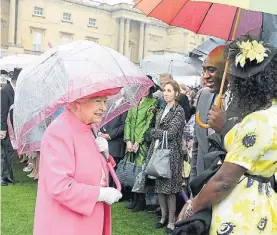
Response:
[226,35,277,78]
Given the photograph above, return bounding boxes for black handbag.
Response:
[116,152,142,187]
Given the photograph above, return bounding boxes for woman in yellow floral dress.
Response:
[181,37,277,234]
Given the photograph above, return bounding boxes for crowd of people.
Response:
[1,35,277,235]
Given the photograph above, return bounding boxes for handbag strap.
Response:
[165,131,168,149]
[161,131,168,149]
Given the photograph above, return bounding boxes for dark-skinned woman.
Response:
[178,37,277,234]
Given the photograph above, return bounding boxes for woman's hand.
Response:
[132,142,139,153]
[177,200,194,222]
[126,141,133,152]
[95,137,109,156]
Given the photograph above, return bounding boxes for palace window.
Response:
[88,18,96,26]
[34,7,43,16]
[149,34,163,42]
[63,13,72,21]
[32,31,43,51]
[86,36,99,43]
[60,32,74,44]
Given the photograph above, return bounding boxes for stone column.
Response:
[16,1,22,46]
[143,24,148,58]
[138,22,145,61]
[124,19,130,58]
[8,0,16,45]
[118,18,125,54]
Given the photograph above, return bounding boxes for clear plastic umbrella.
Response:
[0,54,38,72]
[13,40,153,155]
[140,53,201,76]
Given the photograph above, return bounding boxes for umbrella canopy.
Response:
[140,53,201,76]
[190,37,226,59]
[193,0,277,15]
[13,40,153,153]
[262,13,277,47]
[0,54,38,72]
[135,0,262,40]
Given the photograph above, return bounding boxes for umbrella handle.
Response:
[107,161,122,192]
[196,9,242,129]
[196,93,222,129]
[91,128,122,192]
[181,190,189,203]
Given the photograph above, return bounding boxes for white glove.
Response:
[0,131,7,140]
[98,187,122,205]
[95,136,109,155]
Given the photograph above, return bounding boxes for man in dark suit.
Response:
[1,68,22,186]
[99,112,127,165]
[155,73,191,121]
[190,46,238,181]
[99,112,127,189]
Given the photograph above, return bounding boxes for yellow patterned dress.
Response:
[209,102,277,235]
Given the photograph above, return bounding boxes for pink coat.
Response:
[34,109,111,235]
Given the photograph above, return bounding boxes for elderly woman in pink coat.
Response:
[33,88,123,235]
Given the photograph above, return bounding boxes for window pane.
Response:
[63,13,71,21]
[34,7,43,16]
[89,18,96,26]
[61,34,72,44]
[32,31,42,51]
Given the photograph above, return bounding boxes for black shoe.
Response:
[4,177,17,184]
[1,181,8,186]
[155,222,167,229]
[125,200,137,209]
[165,227,174,234]
[132,194,146,212]
[4,178,13,183]
[125,192,138,209]
[3,178,18,184]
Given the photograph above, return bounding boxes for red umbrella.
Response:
[135,0,262,41]
[135,0,262,128]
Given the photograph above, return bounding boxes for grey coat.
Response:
[190,88,239,182]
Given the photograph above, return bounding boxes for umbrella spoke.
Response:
[13,40,153,154]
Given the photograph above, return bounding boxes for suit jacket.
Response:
[190,88,238,181]
[100,112,127,159]
[1,83,14,131]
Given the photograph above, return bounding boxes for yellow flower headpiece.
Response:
[234,40,270,68]
[227,36,277,78]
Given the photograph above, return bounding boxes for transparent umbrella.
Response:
[12,40,153,154]
[0,54,38,72]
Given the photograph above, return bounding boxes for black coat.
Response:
[173,134,225,235]
[1,83,14,131]
[100,112,127,159]
[178,94,191,122]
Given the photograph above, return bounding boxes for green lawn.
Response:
[1,158,163,235]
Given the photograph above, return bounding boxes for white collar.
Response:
[10,81,16,91]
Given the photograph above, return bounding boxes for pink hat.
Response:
[84,87,122,99]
